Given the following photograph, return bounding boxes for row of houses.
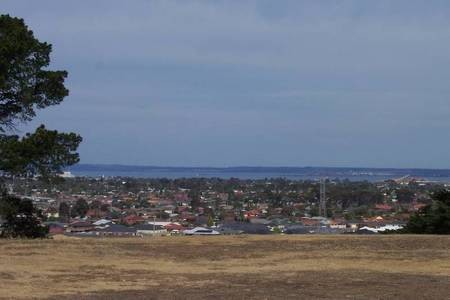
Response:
[47,219,223,237]
[47,214,405,237]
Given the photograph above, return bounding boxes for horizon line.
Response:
[72,163,450,171]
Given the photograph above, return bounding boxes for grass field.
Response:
[0,235,449,299]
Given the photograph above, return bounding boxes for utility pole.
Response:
[68,203,72,224]
[319,178,327,218]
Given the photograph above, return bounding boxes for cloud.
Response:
[2,0,450,167]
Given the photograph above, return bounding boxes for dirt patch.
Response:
[51,270,450,300]
[0,272,15,280]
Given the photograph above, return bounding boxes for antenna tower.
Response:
[319,178,327,218]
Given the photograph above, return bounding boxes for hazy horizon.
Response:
[71,163,450,171]
[3,1,450,169]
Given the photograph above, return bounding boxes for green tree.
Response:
[0,15,68,128]
[89,200,102,210]
[405,190,450,234]
[72,199,89,218]
[0,125,81,178]
[58,202,70,221]
[0,15,81,238]
[189,189,201,210]
[100,203,110,212]
[0,193,48,238]
[0,15,81,177]
[396,188,415,203]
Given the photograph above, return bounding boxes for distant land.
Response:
[68,164,450,182]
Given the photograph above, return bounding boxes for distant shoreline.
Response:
[67,164,450,182]
[70,163,450,172]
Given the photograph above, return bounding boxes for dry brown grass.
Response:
[0,235,449,299]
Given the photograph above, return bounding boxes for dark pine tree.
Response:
[0,15,82,238]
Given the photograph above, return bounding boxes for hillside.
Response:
[1,235,449,299]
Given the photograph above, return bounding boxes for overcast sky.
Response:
[2,1,450,168]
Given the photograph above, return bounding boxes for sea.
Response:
[68,164,450,183]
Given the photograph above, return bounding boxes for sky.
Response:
[2,1,450,168]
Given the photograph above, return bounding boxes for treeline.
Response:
[8,176,435,211]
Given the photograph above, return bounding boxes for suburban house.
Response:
[93,219,113,227]
[135,224,167,236]
[46,222,66,235]
[374,204,394,212]
[218,223,271,234]
[68,221,95,233]
[97,224,137,237]
[249,218,271,225]
[299,217,322,227]
[164,223,185,232]
[183,227,220,235]
[329,219,347,229]
[283,225,310,234]
[122,214,145,226]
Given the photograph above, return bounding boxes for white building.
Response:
[183,227,220,235]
